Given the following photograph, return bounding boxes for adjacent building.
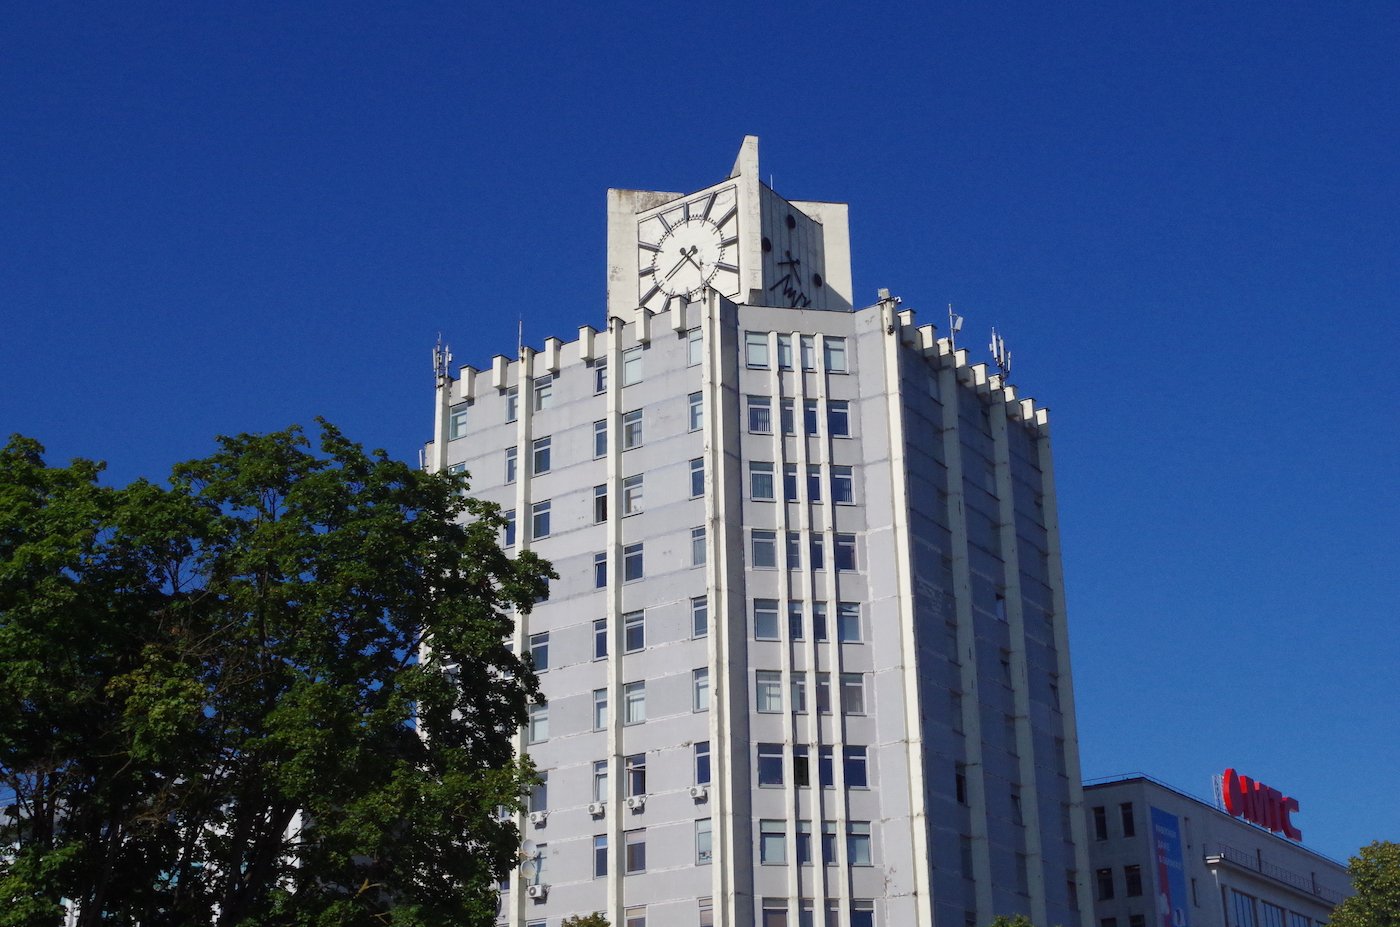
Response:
[428,138,1093,927]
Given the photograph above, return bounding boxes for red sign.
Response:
[1222,768,1302,840]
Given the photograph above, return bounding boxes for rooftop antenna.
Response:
[989,326,1012,379]
[517,316,524,360]
[947,303,964,350]
[432,333,452,385]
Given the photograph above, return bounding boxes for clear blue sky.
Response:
[3,1,1396,864]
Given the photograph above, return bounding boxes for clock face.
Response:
[638,185,738,313]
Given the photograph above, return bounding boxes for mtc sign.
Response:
[1221,768,1302,841]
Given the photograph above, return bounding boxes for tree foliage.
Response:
[1331,841,1400,927]
[0,423,552,927]
[561,915,610,927]
[986,916,1035,927]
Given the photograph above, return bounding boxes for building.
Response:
[1083,775,1349,927]
[427,137,1093,927]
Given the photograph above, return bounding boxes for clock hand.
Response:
[663,250,693,280]
[680,245,704,270]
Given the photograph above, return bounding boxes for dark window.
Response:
[1093,805,1108,840]
[1096,867,1115,900]
[1125,864,1143,897]
[1121,801,1136,837]
[757,743,783,786]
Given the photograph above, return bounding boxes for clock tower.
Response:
[606,136,853,323]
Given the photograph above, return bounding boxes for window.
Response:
[822,822,838,864]
[625,753,646,796]
[691,596,708,637]
[592,617,609,657]
[823,337,847,372]
[1232,891,1257,927]
[1096,867,1115,900]
[696,818,713,864]
[688,391,704,431]
[1103,919,1118,927]
[593,688,608,730]
[623,611,645,652]
[785,532,801,569]
[529,633,549,672]
[594,551,607,588]
[815,674,832,713]
[446,462,466,476]
[594,484,608,523]
[1092,806,1108,840]
[757,743,783,786]
[848,821,872,866]
[621,346,643,385]
[780,399,795,435]
[594,359,608,394]
[760,819,787,864]
[832,466,854,504]
[750,461,775,500]
[531,501,551,540]
[800,334,816,370]
[1260,904,1286,927]
[622,474,643,515]
[791,678,808,714]
[529,772,548,812]
[836,602,861,642]
[1125,864,1143,897]
[622,409,643,449]
[803,400,818,434]
[748,395,772,433]
[623,543,644,582]
[762,899,788,927]
[812,601,828,640]
[625,828,646,873]
[1005,714,1019,755]
[448,404,469,440]
[623,681,646,724]
[505,386,518,422]
[593,759,608,802]
[527,703,548,743]
[625,906,647,927]
[756,671,783,712]
[694,740,711,784]
[793,745,810,785]
[845,746,869,788]
[777,333,794,370]
[796,820,813,864]
[593,419,607,457]
[689,457,705,497]
[686,327,702,365]
[1130,917,1146,927]
[851,901,875,927]
[841,673,865,715]
[754,599,780,639]
[533,375,553,411]
[503,509,516,547]
[955,764,968,805]
[828,400,850,437]
[691,526,706,566]
[787,600,804,639]
[751,529,777,568]
[505,446,518,483]
[1120,802,1136,837]
[834,533,856,571]
[693,667,710,711]
[784,464,799,501]
[745,331,770,368]
[593,834,608,877]
[532,436,551,474]
[806,465,822,501]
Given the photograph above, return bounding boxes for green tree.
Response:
[1331,841,1400,927]
[0,423,552,927]
[986,916,1036,927]
[561,915,610,927]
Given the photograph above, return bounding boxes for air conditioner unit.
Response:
[527,810,548,825]
[689,785,709,801]
[587,801,606,816]
[626,794,646,811]
[526,884,548,899]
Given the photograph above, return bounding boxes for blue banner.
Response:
[1150,806,1190,927]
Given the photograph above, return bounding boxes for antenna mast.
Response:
[989,326,1012,379]
[947,304,964,350]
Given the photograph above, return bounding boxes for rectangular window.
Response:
[748,395,772,433]
[621,346,643,385]
[784,464,799,502]
[1096,867,1115,900]
[503,509,516,547]
[691,596,708,637]
[623,611,645,652]
[757,743,784,786]
[815,674,832,714]
[622,409,643,449]
[745,331,769,368]
[803,399,819,434]
[533,374,553,411]
[594,551,607,588]
[692,667,710,711]
[750,461,775,500]
[793,745,810,785]
[593,688,607,730]
[696,818,713,864]
[751,529,778,568]
[834,533,856,571]
[828,400,850,437]
[786,532,801,569]
[851,900,875,927]
[446,462,465,476]
[760,819,787,864]
[841,673,865,715]
[625,906,646,927]
[625,828,646,873]
[623,681,646,724]
[800,334,816,370]
[848,821,872,866]
[625,753,646,796]
[812,601,829,640]
[796,820,813,864]
[694,740,711,784]
[622,474,643,515]
[688,391,704,431]
[686,327,702,366]
[594,484,608,523]
[1093,806,1108,840]
[836,602,861,642]
[810,536,825,570]
[844,746,869,788]
[776,333,794,370]
[593,759,608,802]
[822,822,838,864]
[1120,802,1136,837]
[806,465,822,501]
[781,399,795,435]
[832,466,854,504]
[527,703,548,743]
[756,670,783,712]
[532,436,551,474]
[529,632,549,673]
[529,772,548,812]
[531,500,551,540]
[762,900,788,927]
[593,419,607,458]
[791,677,808,714]
[818,748,834,787]
[754,598,780,640]
[594,359,607,394]
[689,526,707,566]
[594,834,608,877]
[689,457,704,497]
[1125,864,1143,896]
[505,386,518,422]
[448,404,469,439]
[787,600,804,639]
[594,618,607,659]
[955,763,968,805]
[824,337,848,372]
[505,446,518,483]
[623,543,644,582]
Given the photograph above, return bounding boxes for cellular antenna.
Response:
[433,334,452,385]
[989,326,1012,379]
[947,303,964,350]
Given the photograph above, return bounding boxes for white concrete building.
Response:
[427,138,1093,927]
[1082,776,1349,927]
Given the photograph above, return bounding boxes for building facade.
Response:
[1083,776,1349,927]
[427,138,1093,927]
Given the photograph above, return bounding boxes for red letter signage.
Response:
[1222,768,1302,840]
